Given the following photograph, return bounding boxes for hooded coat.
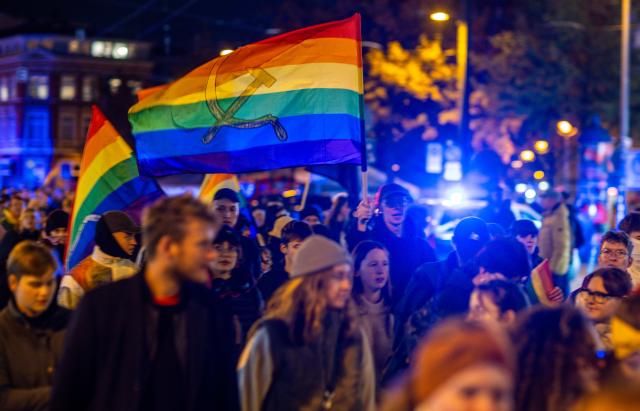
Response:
[58,217,137,309]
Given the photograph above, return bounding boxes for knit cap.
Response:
[291,235,352,278]
[45,209,69,235]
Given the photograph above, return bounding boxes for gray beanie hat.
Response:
[291,235,352,278]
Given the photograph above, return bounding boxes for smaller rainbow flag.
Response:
[199,174,240,204]
[66,106,164,270]
[528,259,555,306]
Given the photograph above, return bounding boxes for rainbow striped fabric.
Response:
[66,106,164,270]
[199,174,240,204]
[129,14,364,177]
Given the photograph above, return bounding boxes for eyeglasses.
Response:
[576,288,621,304]
[601,248,628,258]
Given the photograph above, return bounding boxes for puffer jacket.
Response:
[538,203,571,276]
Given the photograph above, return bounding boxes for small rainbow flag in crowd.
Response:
[128,14,364,177]
[66,106,164,270]
[199,174,240,204]
[528,259,555,306]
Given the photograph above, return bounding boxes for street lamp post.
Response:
[618,0,631,219]
[430,0,472,168]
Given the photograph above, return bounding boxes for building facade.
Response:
[0,34,153,188]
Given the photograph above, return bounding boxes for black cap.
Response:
[454,217,490,243]
[102,211,139,234]
[213,188,240,203]
[378,183,411,203]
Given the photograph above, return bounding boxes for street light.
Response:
[511,160,524,169]
[428,2,471,170]
[520,150,536,162]
[534,140,550,154]
[534,170,545,180]
[430,11,451,22]
[556,120,577,137]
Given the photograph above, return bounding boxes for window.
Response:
[109,78,122,95]
[127,80,142,95]
[113,43,129,59]
[91,41,113,58]
[28,75,49,100]
[82,76,97,102]
[8,76,16,99]
[81,113,92,140]
[58,113,77,145]
[24,108,50,147]
[60,75,76,100]
[0,78,7,101]
[0,107,18,146]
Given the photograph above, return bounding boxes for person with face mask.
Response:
[348,184,436,304]
[238,235,376,411]
[618,212,640,288]
[57,211,139,310]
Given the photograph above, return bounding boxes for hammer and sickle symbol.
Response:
[203,68,288,144]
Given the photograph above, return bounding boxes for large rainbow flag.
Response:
[66,106,164,270]
[128,14,364,177]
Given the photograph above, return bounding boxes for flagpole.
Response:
[295,170,312,212]
[356,13,368,203]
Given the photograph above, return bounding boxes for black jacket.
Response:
[346,218,436,304]
[50,272,239,411]
[0,300,70,411]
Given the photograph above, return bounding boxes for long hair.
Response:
[351,240,392,304]
[513,305,597,411]
[260,269,359,345]
[327,194,350,226]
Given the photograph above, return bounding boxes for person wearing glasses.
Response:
[597,231,634,272]
[574,267,633,350]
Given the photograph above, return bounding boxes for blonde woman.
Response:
[238,235,375,411]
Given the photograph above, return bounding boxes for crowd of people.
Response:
[0,182,639,411]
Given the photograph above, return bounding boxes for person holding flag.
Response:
[58,211,139,310]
